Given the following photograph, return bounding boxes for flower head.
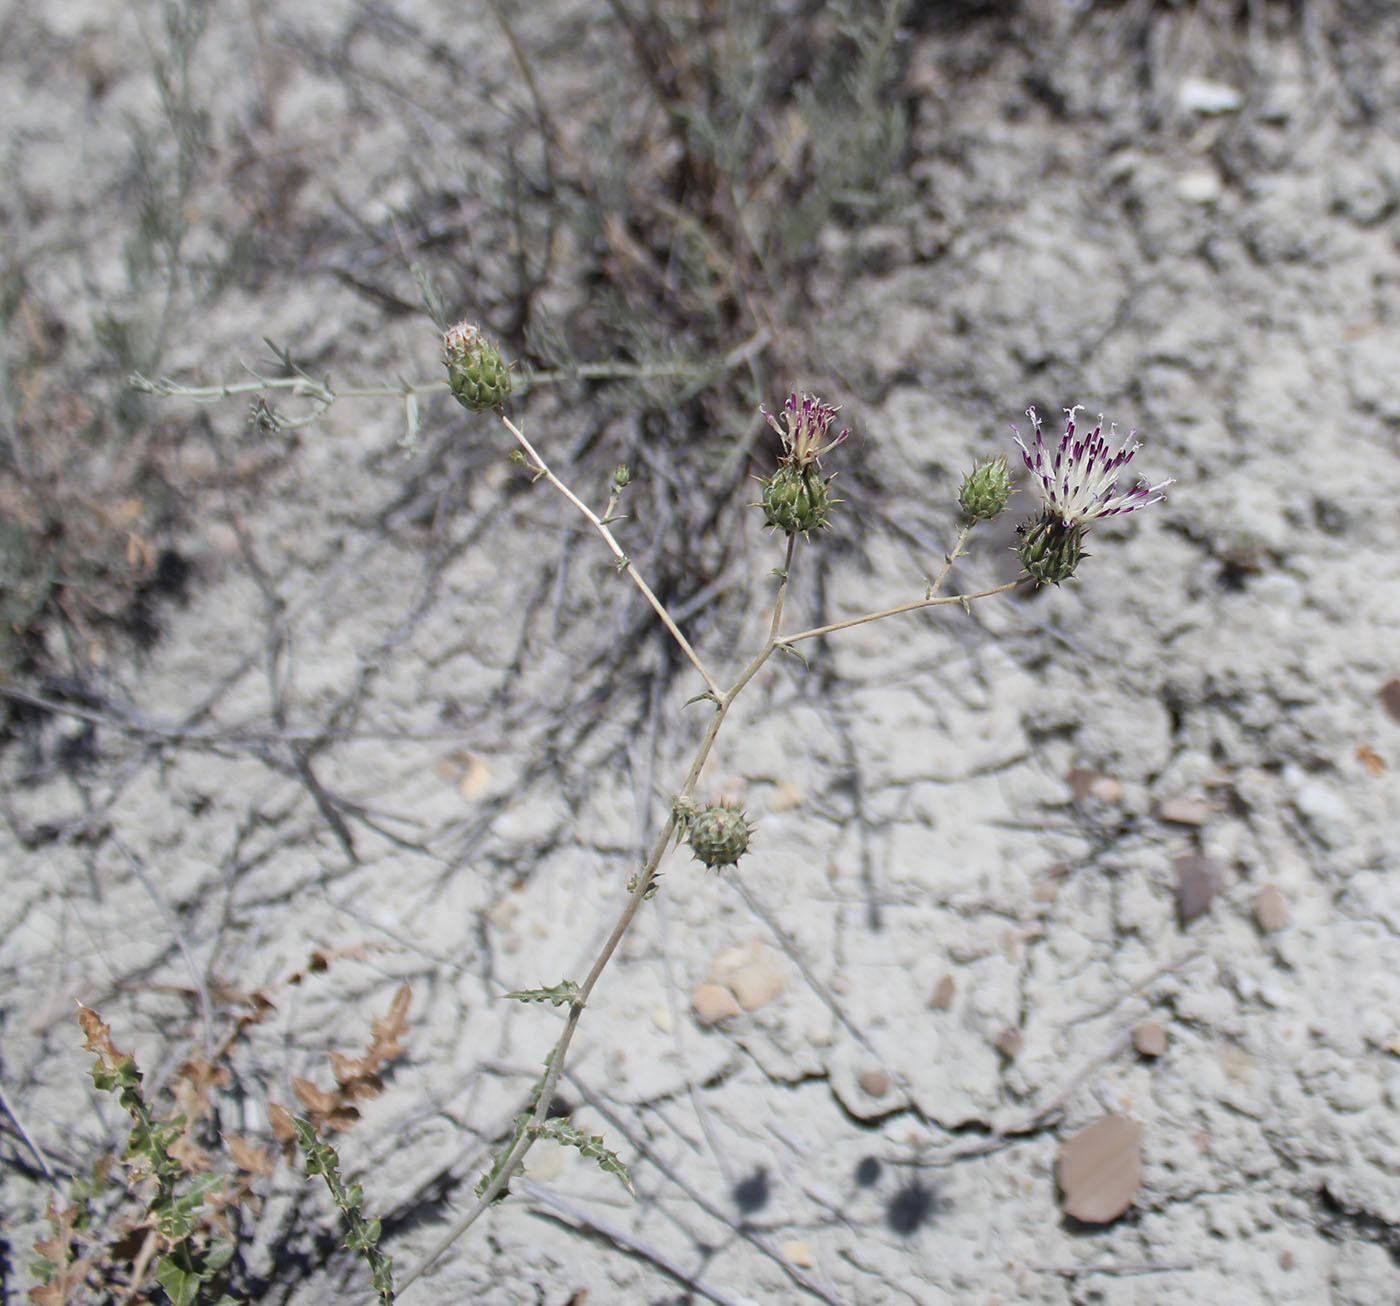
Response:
[1011,405,1172,528]
[958,455,1012,520]
[443,320,511,412]
[761,392,849,470]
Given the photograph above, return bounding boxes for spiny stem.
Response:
[401,541,802,1293]
[401,454,998,1295]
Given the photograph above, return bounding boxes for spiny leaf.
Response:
[775,641,809,668]
[502,980,582,1008]
[534,1118,635,1196]
[475,1112,532,1199]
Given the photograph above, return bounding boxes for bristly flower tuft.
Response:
[761,392,849,471]
[1011,405,1173,529]
[758,391,848,535]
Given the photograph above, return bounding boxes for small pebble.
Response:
[1175,855,1218,924]
[1377,678,1400,723]
[858,1069,891,1098]
[730,961,785,1011]
[1158,797,1210,826]
[995,1028,1024,1059]
[1058,1116,1143,1224]
[1177,168,1224,204]
[1089,774,1124,802]
[782,1242,813,1268]
[692,984,739,1026]
[1254,883,1287,932]
[930,974,957,1010]
[1178,76,1243,115]
[1134,1021,1169,1057]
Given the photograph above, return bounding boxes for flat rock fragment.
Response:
[1175,855,1218,925]
[858,1069,891,1098]
[692,984,739,1026]
[1058,1115,1143,1223]
[1378,677,1400,723]
[1134,1021,1169,1057]
[1254,883,1287,932]
[1157,797,1210,826]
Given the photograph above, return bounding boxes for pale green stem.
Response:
[400,477,1001,1293]
[403,539,800,1292]
[402,534,801,1292]
[499,412,722,698]
[783,579,1021,645]
[781,521,1022,644]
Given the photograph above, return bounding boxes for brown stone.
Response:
[1175,855,1218,924]
[995,1028,1024,1059]
[1254,883,1287,932]
[730,960,785,1011]
[1058,1115,1143,1223]
[930,974,957,1010]
[1134,1021,1169,1057]
[1157,797,1210,826]
[858,1069,891,1098]
[692,984,739,1026]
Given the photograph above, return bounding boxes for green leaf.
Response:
[534,1118,635,1196]
[204,1238,237,1273]
[154,1256,201,1306]
[502,980,582,1008]
[774,641,809,668]
[183,1173,226,1204]
[475,1112,532,1198]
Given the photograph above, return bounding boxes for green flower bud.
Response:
[760,464,835,535]
[1016,511,1087,585]
[958,455,1012,520]
[685,801,754,870]
[443,321,512,412]
[612,463,632,489]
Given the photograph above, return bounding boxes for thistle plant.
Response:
[137,323,1173,1295]
[61,1007,238,1306]
[293,1118,395,1304]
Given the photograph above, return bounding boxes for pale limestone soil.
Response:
[4,4,1400,1306]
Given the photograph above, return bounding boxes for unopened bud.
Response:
[958,455,1011,520]
[685,801,754,870]
[612,463,632,489]
[443,321,511,412]
[760,464,835,535]
[1016,512,1087,585]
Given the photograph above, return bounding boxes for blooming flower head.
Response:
[760,392,849,471]
[1011,405,1173,528]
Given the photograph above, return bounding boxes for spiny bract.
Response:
[686,801,754,870]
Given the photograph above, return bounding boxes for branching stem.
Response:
[499,411,723,698]
[400,427,1004,1294]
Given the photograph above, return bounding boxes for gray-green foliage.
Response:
[504,979,584,1007]
[70,1006,238,1306]
[293,1118,395,1305]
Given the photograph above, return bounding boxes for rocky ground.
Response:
[4,2,1400,1304]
